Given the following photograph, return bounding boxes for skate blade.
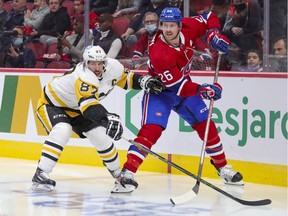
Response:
[111,184,136,193]
[31,182,55,192]
[223,180,244,186]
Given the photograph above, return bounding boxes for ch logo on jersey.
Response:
[181,47,194,76]
[182,55,193,76]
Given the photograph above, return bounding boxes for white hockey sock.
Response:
[38,122,71,173]
[84,127,120,171]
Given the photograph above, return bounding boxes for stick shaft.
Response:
[121,136,271,206]
[193,53,222,194]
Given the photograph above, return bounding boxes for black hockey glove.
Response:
[139,75,165,94]
[106,113,123,141]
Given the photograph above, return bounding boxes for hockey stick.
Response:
[121,136,272,206]
[171,53,223,204]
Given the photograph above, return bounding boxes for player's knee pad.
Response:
[84,126,112,151]
[47,122,72,147]
[192,120,220,145]
[135,124,163,149]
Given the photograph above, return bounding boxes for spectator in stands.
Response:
[112,0,141,20]
[169,0,201,18]
[222,0,263,65]
[92,13,122,59]
[30,0,71,46]
[211,0,229,30]
[57,14,93,65]
[4,0,27,31]
[121,0,169,45]
[2,26,36,68]
[0,0,7,33]
[0,0,8,34]
[189,0,212,16]
[23,0,50,30]
[90,0,118,15]
[168,0,183,9]
[132,12,159,69]
[273,37,287,58]
[271,37,287,72]
[242,49,263,72]
[72,0,97,29]
[269,0,287,45]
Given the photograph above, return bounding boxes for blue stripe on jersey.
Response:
[128,144,146,158]
[166,76,185,94]
[205,143,223,154]
[200,12,212,22]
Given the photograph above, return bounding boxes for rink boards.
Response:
[0,69,287,187]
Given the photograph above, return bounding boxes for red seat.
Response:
[25,41,47,59]
[3,1,13,13]
[112,17,130,36]
[62,0,75,17]
[46,61,71,69]
[34,60,46,68]
[118,42,136,59]
[46,43,60,54]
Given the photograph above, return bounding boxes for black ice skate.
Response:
[111,168,138,193]
[31,167,56,192]
[211,160,244,186]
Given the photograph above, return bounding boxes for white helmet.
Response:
[83,45,107,63]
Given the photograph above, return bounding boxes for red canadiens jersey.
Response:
[148,12,221,97]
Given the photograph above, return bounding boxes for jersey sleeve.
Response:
[183,12,222,39]
[200,11,221,31]
[116,68,142,90]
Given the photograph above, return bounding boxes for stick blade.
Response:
[237,198,272,206]
[170,190,197,205]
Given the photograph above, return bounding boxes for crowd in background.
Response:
[0,0,287,72]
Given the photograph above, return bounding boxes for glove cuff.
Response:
[107,113,121,121]
[139,74,152,91]
[206,28,220,43]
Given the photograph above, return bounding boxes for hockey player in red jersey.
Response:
[112,7,244,193]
